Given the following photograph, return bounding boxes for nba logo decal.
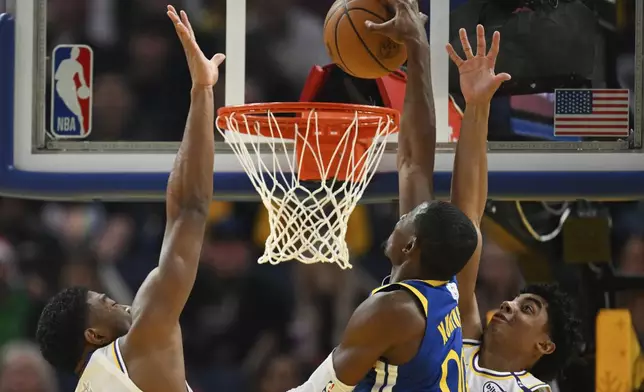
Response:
[50,45,93,138]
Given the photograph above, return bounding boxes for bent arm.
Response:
[398,33,437,215]
[290,291,420,391]
[130,86,215,338]
[451,104,489,339]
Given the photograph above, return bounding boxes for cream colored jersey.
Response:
[463,339,551,392]
[75,338,193,392]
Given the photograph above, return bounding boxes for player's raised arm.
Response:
[366,0,434,215]
[127,6,225,341]
[446,25,510,338]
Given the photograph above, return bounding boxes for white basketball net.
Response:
[216,107,397,269]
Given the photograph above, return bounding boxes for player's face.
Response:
[385,202,428,265]
[487,293,555,358]
[84,291,132,347]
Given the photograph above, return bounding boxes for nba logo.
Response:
[50,45,93,138]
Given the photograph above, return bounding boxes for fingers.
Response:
[180,10,196,41]
[364,19,395,35]
[445,43,464,67]
[419,12,428,26]
[487,30,501,67]
[459,28,474,59]
[475,24,486,57]
[211,53,226,66]
[495,72,512,83]
[167,7,190,43]
[167,5,200,54]
[167,5,181,26]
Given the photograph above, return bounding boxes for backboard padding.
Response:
[2,1,644,201]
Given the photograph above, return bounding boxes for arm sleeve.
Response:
[288,353,355,392]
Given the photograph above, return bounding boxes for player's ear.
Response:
[537,339,556,355]
[402,236,417,254]
[84,328,110,346]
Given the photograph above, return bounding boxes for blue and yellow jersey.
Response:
[355,278,466,391]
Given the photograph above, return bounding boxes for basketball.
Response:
[324,0,407,79]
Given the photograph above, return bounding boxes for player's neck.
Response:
[389,266,403,283]
[389,262,421,283]
[479,342,529,373]
[74,346,97,375]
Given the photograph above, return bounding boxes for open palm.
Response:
[446,25,511,105]
[167,5,225,87]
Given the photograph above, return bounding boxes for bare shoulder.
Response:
[333,289,427,383]
[350,289,425,338]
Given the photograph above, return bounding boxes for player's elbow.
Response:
[399,162,433,189]
[166,192,210,221]
[177,202,210,219]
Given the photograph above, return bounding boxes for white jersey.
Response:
[463,339,551,392]
[76,338,193,392]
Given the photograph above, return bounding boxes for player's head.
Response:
[385,200,479,281]
[485,283,583,380]
[70,46,80,59]
[35,287,132,373]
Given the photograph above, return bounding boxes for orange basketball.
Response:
[324,0,407,79]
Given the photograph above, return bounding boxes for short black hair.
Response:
[36,286,90,372]
[413,201,479,280]
[522,283,584,381]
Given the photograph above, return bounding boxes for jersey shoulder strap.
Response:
[371,282,429,317]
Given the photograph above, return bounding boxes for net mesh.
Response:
[216,107,397,269]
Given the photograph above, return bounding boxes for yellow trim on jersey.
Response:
[111,342,123,372]
[420,279,449,287]
[397,283,428,316]
[371,284,390,296]
[371,282,429,317]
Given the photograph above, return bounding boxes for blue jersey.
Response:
[354,279,466,392]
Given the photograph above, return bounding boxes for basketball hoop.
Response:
[216,102,399,269]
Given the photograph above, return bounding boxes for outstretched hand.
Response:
[167,5,225,87]
[446,25,511,105]
[364,0,428,44]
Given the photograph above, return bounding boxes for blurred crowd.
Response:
[1,197,643,392]
[0,0,642,391]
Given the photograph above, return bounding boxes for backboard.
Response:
[1,0,643,201]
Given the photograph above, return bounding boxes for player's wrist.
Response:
[405,35,430,57]
[190,84,214,94]
[464,103,491,118]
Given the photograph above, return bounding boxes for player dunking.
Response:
[290,1,478,391]
[446,25,583,391]
[35,7,225,391]
[54,46,90,133]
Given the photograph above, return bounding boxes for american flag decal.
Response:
[554,89,630,137]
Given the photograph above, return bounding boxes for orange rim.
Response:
[216,102,400,141]
[216,102,400,182]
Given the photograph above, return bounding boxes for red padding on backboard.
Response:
[376,69,406,111]
[299,64,332,102]
[299,64,463,141]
